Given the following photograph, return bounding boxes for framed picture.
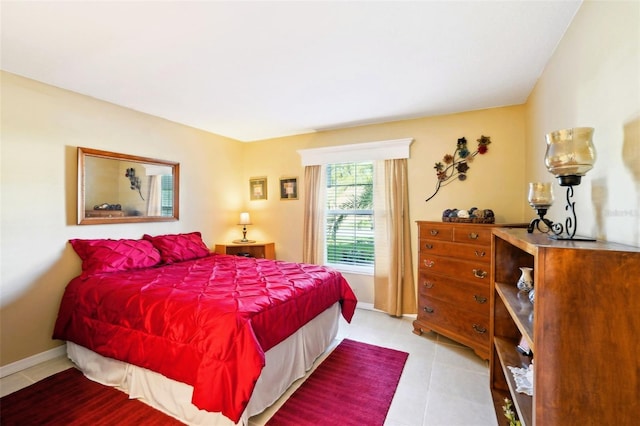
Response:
[279,177,298,200]
[249,177,267,200]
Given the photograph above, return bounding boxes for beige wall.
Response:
[84,156,119,209]
[244,105,529,253]
[0,71,245,366]
[525,0,640,245]
[242,106,528,303]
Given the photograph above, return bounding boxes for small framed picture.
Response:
[249,177,267,201]
[279,177,298,200]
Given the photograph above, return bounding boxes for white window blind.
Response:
[160,175,173,217]
[325,161,374,269]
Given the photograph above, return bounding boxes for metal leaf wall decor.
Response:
[425,135,492,202]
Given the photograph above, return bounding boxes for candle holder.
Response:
[543,127,597,241]
[527,182,556,234]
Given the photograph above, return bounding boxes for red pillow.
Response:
[142,232,210,264]
[69,239,161,276]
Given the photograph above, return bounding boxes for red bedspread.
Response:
[53,254,357,423]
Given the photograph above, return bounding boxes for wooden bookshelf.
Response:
[490,228,640,425]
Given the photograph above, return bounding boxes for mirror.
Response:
[78,147,179,224]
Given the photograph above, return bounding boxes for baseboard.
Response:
[0,344,67,378]
[357,302,375,311]
[356,303,417,319]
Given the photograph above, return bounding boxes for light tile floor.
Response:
[0,308,499,426]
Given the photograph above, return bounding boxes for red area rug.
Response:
[266,338,409,426]
[0,368,182,425]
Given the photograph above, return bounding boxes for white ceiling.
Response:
[1,1,581,142]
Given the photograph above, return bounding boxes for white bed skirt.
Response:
[67,303,340,426]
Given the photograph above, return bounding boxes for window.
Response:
[160,175,173,217]
[325,161,374,271]
[297,138,412,269]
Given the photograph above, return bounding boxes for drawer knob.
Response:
[424,243,433,249]
[423,281,434,289]
[474,250,486,257]
[473,269,488,279]
[468,232,479,239]
[472,324,487,334]
[423,259,435,268]
[430,229,439,236]
[473,295,488,304]
[423,306,434,314]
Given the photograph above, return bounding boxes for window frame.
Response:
[297,138,413,272]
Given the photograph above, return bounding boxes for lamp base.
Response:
[232,239,256,244]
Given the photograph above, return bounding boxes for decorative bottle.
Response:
[517,267,534,293]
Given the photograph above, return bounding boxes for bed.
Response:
[53,232,357,425]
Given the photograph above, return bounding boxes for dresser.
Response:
[412,221,525,360]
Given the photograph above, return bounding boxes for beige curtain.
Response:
[302,165,324,264]
[147,175,161,216]
[374,159,416,316]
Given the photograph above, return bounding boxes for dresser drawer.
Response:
[419,254,490,283]
[419,239,490,263]
[416,298,490,348]
[418,223,453,241]
[418,271,489,314]
[452,226,493,245]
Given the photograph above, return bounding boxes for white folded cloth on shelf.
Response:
[508,362,534,396]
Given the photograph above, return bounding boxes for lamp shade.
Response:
[238,212,252,225]
[544,127,596,186]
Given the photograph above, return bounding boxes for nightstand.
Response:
[214,242,275,260]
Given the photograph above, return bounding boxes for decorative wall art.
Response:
[425,135,492,202]
[250,177,267,200]
[279,177,298,200]
[125,167,144,200]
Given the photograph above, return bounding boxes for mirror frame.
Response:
[78,147,180,225]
